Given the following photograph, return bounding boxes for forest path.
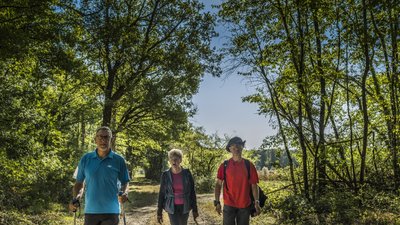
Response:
[71,179,276,225]
[122,180,221,225]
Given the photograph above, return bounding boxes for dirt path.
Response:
[122,204,157,225]
[123,194,220,225]
[123,181,221,225]
[72,181,275,225]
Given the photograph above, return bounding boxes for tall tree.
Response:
[218,0,400,202]
[0,0,99,209]
[65,0,221,143]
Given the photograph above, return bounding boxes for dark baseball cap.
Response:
[226,136,246,152]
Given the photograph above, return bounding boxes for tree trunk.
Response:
[102,0,116,128]
[265,75,298,194]
[80,112,86,152]
[312,0,327,196]
[388,0,400,189]
[359,0,370,185]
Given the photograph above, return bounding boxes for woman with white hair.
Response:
[157,149,198,225]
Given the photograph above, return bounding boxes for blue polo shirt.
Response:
[76,149,130,214]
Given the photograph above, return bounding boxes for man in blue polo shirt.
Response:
[69,126,130,225]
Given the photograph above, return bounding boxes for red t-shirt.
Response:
[217,158,259,208]
[172,172,184,205]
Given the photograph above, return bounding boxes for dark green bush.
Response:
[0,153,74,212]
[195,176,215,193]
[319,190,360,224]
[0,210,69,225]
[361,210,400,224]
[361,190,400,212]
[278,195,317,224]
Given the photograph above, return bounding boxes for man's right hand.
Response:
[215,204,222,215]
[69,198,80,212]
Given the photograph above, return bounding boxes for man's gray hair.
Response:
[96,126,113,138]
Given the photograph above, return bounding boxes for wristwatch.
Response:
[254,200,260,204]
[213,200,221,206]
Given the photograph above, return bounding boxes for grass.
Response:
[0,207,72,225]
[127,178,160,209]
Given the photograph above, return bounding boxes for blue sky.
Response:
[190,0,275,149]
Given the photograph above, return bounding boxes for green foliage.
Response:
[1,0,219,220]
[219,0,400,223]
[143,148,166,181]
[195,176,215,193]
[63,0,221,129]
[361,189,400,213]
[174,127,226,179]
[0,211,36,225]
[0,210,70,225]
[0,152,73,210]
[260,181,400,224]
[0,26,98,212]
[316,191,360,224]
[361,210,400,225]
[268,168,292,181]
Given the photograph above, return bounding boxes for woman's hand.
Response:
[157,214,163,224]
[193,211,199,220]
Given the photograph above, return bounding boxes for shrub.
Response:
[278,195,317,224]
[362,190,400,212]
[265,168,291,181]
[318,190,360,224]
[195,176,215,193]
[0,210,69,225]
[361,210,400,224]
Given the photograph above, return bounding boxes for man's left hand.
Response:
[254,203,261,216]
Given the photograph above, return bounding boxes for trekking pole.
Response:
[74,211,76,225]
[72,198,80,225]
[118,191,127,225]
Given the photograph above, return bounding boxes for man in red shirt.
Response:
[214,137,261,225]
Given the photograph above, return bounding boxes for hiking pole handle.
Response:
[72,198,80,205]
[118,192,127,225]
[71,198,80,212]
[118,191,131,203]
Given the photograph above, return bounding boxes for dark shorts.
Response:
[84,214,119,225]
[223,205,251,225]
[168,204,190,225]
